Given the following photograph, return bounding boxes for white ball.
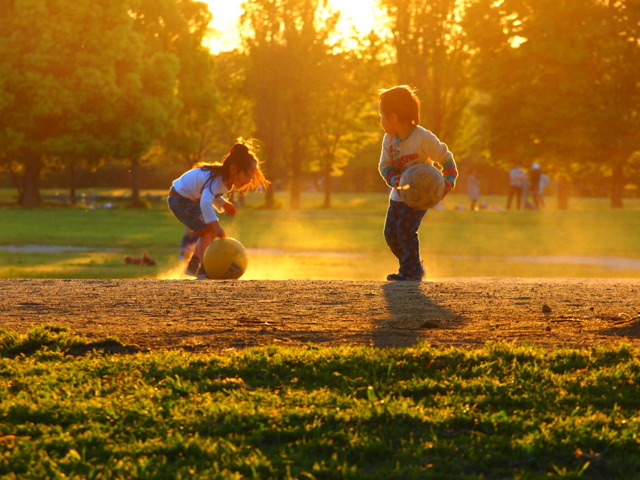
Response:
[398,164,445,210]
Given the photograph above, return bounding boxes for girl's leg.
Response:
[396,202,427,278]
[195,231,215,264]
[167,195,209,276]
[189,230,215,277]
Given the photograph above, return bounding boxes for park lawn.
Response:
[1,325,640,479]
[0,190,639,279]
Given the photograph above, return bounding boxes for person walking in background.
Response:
[507,163,527,210]
[467,168,481,211]
[377,85,457,281]
[167,141,270,279]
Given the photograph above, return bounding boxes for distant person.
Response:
[507,164,526,210]
[467,168,481,211]
[536,171,551,209]
[529,163,542,209]
[167,141,270,279]
[377,85,457,281]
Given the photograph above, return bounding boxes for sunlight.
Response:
[202,0,383,53]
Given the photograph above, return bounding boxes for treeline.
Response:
[0,0,638,209]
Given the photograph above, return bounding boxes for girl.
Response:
[378,85,458,281]
[168,141,269,278]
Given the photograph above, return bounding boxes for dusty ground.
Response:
[1,278,639,352]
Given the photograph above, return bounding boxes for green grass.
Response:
[1,189,640,279]
[1,326,639,479]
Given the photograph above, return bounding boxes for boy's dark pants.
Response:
[384,200,427,278]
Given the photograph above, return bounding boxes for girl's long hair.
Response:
[193,139,270,194]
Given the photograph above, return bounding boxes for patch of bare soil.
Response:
[1,278,639,352]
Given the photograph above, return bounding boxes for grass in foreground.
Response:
[1,326,639,479]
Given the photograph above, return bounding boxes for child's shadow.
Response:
[374,282,466,348]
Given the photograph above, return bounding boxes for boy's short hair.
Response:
[378,85,421,125]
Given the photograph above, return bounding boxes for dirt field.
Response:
[2,278,639,352]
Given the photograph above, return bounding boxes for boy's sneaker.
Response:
[185,254,200,277]
[387,272,422,282]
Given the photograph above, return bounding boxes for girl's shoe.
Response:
[196,265,208,280]
[185,255,200,277]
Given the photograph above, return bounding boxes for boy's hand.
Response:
[441,180,453,199]
[223,202,237,217]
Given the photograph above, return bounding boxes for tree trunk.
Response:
[263,143,277,209]
[557,175,570,210]
[21,155,42,207]
[9,168,23,206]
[130,155,142,207]
[610,160,624,209]
[290,139,302,210]
[322,154,333,209]
[68,160,77,205]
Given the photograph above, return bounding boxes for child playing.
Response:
[167,141,269,278]
[378,85,458,281]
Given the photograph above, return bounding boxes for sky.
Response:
[202,0,383,52]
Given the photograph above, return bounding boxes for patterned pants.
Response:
[384,200,427,278]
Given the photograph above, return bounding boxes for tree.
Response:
[241,0,340,209]
[379,0,471,143]
[0,0,146,206]
[464,0,640,208]
[309,34,384,208]
[146,0,220,167]
[0,0,216,207]
[126,0,222,206]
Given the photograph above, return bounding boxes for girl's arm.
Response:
[199,190,220,224]
[222,201,237,216]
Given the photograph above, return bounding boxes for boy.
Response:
[378,85,457,281]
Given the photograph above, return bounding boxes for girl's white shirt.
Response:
[171,168,229,223]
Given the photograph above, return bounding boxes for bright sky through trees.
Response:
[202,0,383,52]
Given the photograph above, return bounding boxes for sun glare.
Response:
[202,0,383,53]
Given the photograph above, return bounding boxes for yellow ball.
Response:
[202,237,248,279]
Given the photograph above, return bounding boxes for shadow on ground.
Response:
[374,282,468,348]
[600,320,640,341]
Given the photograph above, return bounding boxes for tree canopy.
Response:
[0,0,637,208]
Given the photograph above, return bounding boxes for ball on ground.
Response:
[398,164,445,210]
[202,237,248,279]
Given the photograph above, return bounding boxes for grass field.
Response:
[1,326,640,479]
[2,191,640,479]
[1,189,639,279]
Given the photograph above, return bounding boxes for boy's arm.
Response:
[378,137,401,188]
[422,133,458,188]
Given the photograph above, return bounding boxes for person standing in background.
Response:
[467,168,480,211]
[529,163,542,209]
[507,164,526,210]
[536,170,551,209]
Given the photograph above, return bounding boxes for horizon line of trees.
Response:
[0,0,638,209]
